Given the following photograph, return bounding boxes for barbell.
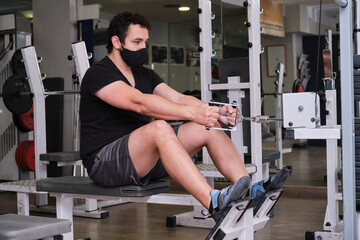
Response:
[1,75,79,115]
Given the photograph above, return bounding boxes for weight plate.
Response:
[21,141,31,171]
[10,49,27,77]
[15,141,28,171]
[2,75,33,115]
[19,105,34,131]
[15,142,22,170]
[12,114,29,132]
[24,141,35,171]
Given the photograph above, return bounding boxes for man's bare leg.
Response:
[177,122,249,184]
[128,120,213,208]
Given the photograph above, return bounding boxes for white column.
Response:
[248,0,263,181]
[199,0,214,167]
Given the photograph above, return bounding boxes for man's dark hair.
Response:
[106,12,151,53]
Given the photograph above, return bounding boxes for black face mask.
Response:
[119,47,147,67]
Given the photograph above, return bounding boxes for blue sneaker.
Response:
[210,176,250,223]
[249,168,290,215]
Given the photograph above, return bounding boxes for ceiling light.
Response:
[178,6,190,11]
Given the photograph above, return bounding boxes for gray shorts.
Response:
[89,126,180,187]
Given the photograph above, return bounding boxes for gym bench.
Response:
[35,176,186,240]
[34,176,283,240]
[0,214,71,240]
[40,152,82,167]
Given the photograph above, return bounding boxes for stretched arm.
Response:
[153,83,203,107]
[154,83,237,125]
[95,81,220,127]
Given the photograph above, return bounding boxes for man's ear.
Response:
[111,35,122,50]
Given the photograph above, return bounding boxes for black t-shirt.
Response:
[80,56,164,172]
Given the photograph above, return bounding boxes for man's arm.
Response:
[154,83,237,125]
[153,83,204,107]
[95,80,220,127]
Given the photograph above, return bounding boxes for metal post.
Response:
[275,63,285,170]
[17,192,29,216]
[324,90,342,232]
[56,195,74,240]
[21,46,47,180]
[22,46,48,207]
[71,41,89,152]
[247,0,263,181]
[71,41,90,84]
[199,0,213,166]
[71,41,98,211]
[337,0,357,238]
[355,0,360,55]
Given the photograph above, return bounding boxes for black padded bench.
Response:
[36,176,171,197]
[0,214,71,240]
[40,151,81,166]
[244,149,281,164]
[35,176,172,240]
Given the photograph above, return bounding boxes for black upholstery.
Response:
[39,151,80,162]
[244,149,281,164]
[0,214,71,240]
[36,176,171,197]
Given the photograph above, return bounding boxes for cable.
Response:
[314,0,323,121]
[315,0,323,93]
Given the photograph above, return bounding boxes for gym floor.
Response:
[0,139,330,240]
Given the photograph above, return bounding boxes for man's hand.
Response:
[219,105,237,126]
[193,104,220,127]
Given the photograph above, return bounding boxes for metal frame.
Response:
[323,90,343,234]
[208,77,248,159]
[274,63,290,170]
[199,0,264,179]
[281,2,357,238]
[22,46,47,180]
[247,0,264,182]
[21,46,49,207]
[50,187,282,240]
[196,0,271,238]
[336,1,357,239]
[282,92,342,238]
[199,0,213,170]
[265,63,292,172]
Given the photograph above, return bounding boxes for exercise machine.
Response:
[285,1,358,239]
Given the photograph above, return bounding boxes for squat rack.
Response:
[199,0,264,186]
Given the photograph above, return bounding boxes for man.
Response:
[80,12,288,222]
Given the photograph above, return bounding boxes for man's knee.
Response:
[151,120,175,138]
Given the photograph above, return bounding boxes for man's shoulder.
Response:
[85,57,116,77]
[90,57,112,70]
[133,66,157,77]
